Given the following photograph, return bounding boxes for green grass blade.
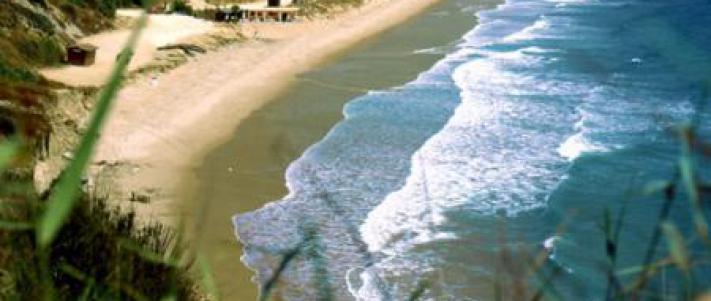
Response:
[117,238,181,267]
[642,180,671,196]
[259,247,301,301]
[0,140,18,171]
[36,13,149,248]
[59,263,97,300]
[0,220,34,230]
[406,280,428,301]
[198,253,220,301]
[678,126,710,244]
[616,258,672,277]
[661,222,690,272]
[616,265,645,277]
[78,281,95,301]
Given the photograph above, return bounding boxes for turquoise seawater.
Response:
[234,0,711,299]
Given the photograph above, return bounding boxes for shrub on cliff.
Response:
[0,188,199,300]
[171,0,194,15]
[0,9,207,300]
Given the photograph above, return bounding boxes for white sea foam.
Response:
[350,2,611,299]
[360,45,583,254]
[543,235,560,251]
[414,46,451,55]
[503,17,550,42]
[232,0,705,299]
[546,0,591,3]
[557,132,607,160]
[351,0,704,299]
[543,235,574,273]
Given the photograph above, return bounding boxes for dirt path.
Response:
[40,10,213,87]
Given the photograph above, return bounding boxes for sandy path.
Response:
[188,0,212,10]
[40,10,213,87]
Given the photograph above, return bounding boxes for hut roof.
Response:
[69,44,98,51]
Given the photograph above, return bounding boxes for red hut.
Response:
[66,44,97,66]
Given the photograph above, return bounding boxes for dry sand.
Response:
[40,10,214,87]
[88,0,444,224]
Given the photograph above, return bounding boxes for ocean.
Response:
[234,0,711,299]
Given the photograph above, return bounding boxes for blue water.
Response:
[234,0,711,299]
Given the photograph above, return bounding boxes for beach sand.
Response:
[40,10,215,87]
[189,0,497,299]
[83,0,451,298]
[88,0,445,220]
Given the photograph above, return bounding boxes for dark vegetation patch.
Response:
[0,186,199,300]
[47,0,135,19]
[0,2,207,299]
[172,0,194,15]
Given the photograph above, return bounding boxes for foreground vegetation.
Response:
[1,186,198,300]
[0,5,206,300]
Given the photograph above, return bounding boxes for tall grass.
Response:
[36,3,148,252]
[1,192,197,300]
[0,4,205,300]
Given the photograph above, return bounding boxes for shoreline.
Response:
[191,0,497,299]
[86,0,446,299]
[90,0,445,222]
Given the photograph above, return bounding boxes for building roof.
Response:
[240,0,298,11]
[69,44,98,51]
[240,6,299,12]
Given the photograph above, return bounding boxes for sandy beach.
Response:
[86,0,443,221]
[40,10,215,87]
[9,0,703,300]
[192,0,494,297]
[78,0,444,298]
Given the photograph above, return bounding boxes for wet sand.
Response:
[189,0,489,299]
[89,0,444,226]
